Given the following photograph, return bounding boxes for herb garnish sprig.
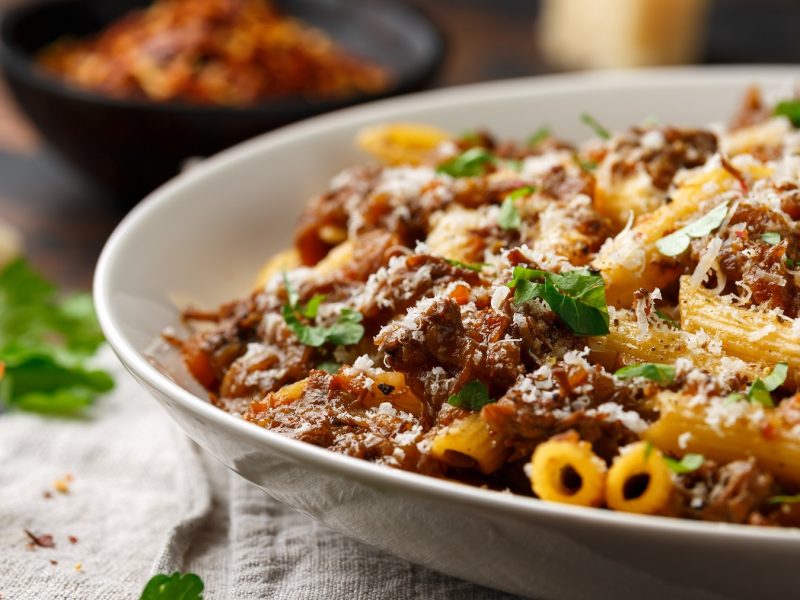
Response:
[282,273,364,347]
[655,202,729,257]
[139,572,204,600]
[447,380,494,411]
[615,363,676,384]
[0,259,113,415]
[506,267,609,335]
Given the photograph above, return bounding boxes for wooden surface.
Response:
[0,0,798,290]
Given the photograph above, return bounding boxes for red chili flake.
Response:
[24,529,55,549]
[68,535,78,545]
[734,229,748,240]
[760,421,778,440]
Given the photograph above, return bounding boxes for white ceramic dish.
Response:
[95,66,800,600]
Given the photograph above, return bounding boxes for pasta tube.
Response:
[679,277,800,384]
[357,123,451,166]
[529,434,606,507]
[605,441,673,514]
[595,162,770,307]
[430,413,507,474]
[647,391,800,486]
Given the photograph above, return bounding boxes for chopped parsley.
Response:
[655,202,729,257]
[768,494,800,505]
[747,362,788,408]
[655,309,680,330]
[614,362,676,384]
[139,572,204,600]
[580,112,611,140]
[436,147,495,178]
[445,258,486,272]
[787,257,798,269]
[282,274,364,347]
[498,187,532,230]
[663,453,704,475]
[316,361,340,374]
[761,232,781,246]
[774,100,800,127]
[507,267,609,335]
[447,380,494,411]
[0,259,113,415]
[528,126,551,146]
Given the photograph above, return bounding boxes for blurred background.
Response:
[0,0,798,290]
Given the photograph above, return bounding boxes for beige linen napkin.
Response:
[0,348,518,599]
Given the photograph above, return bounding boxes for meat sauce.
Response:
[178,94,800,525]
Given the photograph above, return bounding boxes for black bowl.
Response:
[0,0,444,202]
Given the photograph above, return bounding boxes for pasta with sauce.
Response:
[175,87,800,527]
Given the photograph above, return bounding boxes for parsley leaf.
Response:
[447,380,494,410]
[774,100,800,127]
[768,494,800,505]
[436,148,495,178]
[664,453,704,474]
[316,361,340,374]
[0,259,112,415]
[580,113,611,140]
[507,267,609,335]
[498,187,532,230]
[761,232,781,246]
[282,275,364,347]
[654,309,680,330]
[614,363,676,384]
[139,572,204,600]
[747,362,788,408]
[655,202,729,257]
[445,258,486,272]
[528,126,551,146]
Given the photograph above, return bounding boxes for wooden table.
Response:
[0,0,797,290]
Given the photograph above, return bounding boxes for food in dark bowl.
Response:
[0,0,443,202]
[37,0,390,106]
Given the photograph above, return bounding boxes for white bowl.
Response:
[95,66,800,600]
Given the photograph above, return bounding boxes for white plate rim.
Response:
[94,64,800,544]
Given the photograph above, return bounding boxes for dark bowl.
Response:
[0,0,444,202]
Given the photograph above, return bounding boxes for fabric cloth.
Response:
[0,349,520,599]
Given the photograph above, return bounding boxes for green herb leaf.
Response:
[664,453,705,475]
[459,130,481,143]
[139,572,204,600]
[445,259,486,272]
[768,494,800,505]
[724,392,745,405]
[436,147,495,178]
[580,113,611,140]
[644,440,654,460]
[774,100,800,127]
[507,267,609,335]
[655,202,729,257]
[654,309,680,330]
[498,187,532,231]
[528,126,551,146]
[762,362,788,391]
[761,232,781,246]
[316,361,341,374]
[301,294,326,319]
[0,260,112,415]
[577,158,598,171]
[447,380,494,411]
[614,363,676,384]
[787,257,798,269]
[281,275,364,347]
[282,271,299,309]
[747,362,788,408]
